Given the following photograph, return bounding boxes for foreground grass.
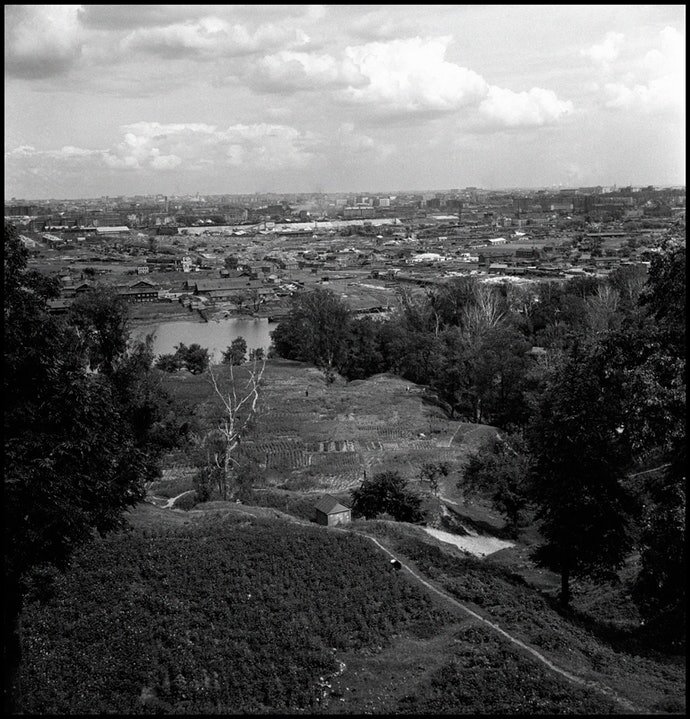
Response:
[351,520,686,715]
[16,505,654,715]
[17,511,451,714]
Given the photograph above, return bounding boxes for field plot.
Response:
[242,361,490,491]
[158,359,494,496]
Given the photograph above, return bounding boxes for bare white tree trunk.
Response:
[202,357,266,500]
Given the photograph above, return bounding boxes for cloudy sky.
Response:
[4,4,686,199]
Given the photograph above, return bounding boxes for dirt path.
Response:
[157,499,642,713]
[337,527,642,714]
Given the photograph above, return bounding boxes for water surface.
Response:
[131,316,277,364]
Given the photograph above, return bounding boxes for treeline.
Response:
[272,263,657,426]
[272,238,686,642]
[3,222,191,711]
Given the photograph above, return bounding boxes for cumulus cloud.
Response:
[581,31,625,66]
[246,35,574,129]
[602,26,684,114]
[340,37,489,116]
[6,120,321,193]
[250,50,365,92]
[478,86,574,128]
[122,17,309,59]
[5,5,83,79]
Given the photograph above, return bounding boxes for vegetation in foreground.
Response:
[17,515,449,714]
[354,520,686,715]
[17,511,652,715]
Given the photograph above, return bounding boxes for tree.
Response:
[461,432,532,533]
[350,471,423,523]
[420,461,451,498]
[271,288,351,372]
[156,343,210,374]
[68,284,130,374]
[628,240,686,642]
[3,222,164,712]
[183,343,210,375]
[526,341,636,606]
[192,359,266,500]
[249,347,265,362]
[632,439,686,648]
[222,336,247,366]
[155,352,183,372]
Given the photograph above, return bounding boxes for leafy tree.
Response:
[628,240,686,641]
[420,461,451,497]
[340,316,386,380]
[249,347,265,362]
[156,343,210,374]
[271,288,351,372]
[3,222,164,712]
[632,439,686,649]
[68,284,130,374]
[155,352,183,372]
[222,336,247,366]
[461,432,532,533]
[183,343,210,374]
[350,471,423,523]
[526,341,636,606]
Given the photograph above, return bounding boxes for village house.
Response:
[313,495,352,526]
[118,279,160,302]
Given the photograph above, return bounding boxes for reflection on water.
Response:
[130,317,277,364]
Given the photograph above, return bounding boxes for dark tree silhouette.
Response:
[350,471,423,523]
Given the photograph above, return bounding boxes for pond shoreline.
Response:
[129,314,278,363]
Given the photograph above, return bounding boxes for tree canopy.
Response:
[350,471,423,523]
[3,222,182,710]
[271,288,351,371]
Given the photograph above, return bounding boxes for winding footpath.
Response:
[154,494,642,714]
[338,528,642,714]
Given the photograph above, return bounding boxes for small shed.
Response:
[313,495,351,526]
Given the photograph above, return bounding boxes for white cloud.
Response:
[478,86,574,127]
[602,26,684,114]
[122,17,309,59]
[100,121,317,171]
[250,50,365,92]
[150,153,183,170]
[581,31,625,66]
[5,5,83,78]
[340,37,489,116]
[347,11,427,41]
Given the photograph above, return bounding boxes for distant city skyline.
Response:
[5,4,686,200]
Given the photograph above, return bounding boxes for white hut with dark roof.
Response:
[313,495,351,526]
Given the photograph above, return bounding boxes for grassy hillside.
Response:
[157,359,490,496]
[26,359,679,714]
[16,505,649,715]
[18,509,452,714]
[352,520,686,715]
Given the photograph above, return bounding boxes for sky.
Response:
[4,4,686,200]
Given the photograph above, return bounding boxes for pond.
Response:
[130,316,278,364]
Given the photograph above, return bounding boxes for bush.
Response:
[172,491,199,511]
[350,470,423,523]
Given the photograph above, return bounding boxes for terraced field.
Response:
[151,359,499,503]
[242,360,495,492]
